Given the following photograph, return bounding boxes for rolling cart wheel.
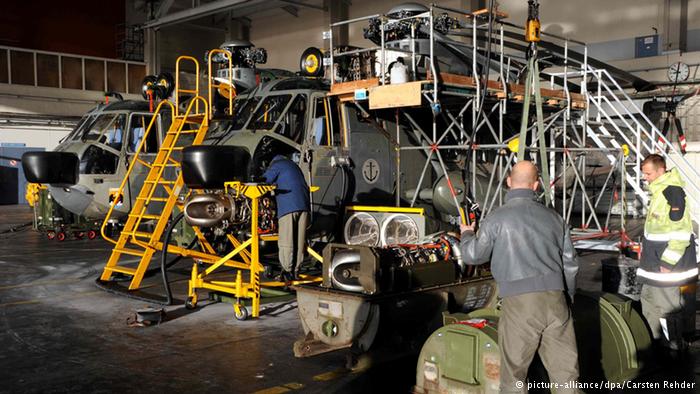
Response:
[47,231,56,240]
[87,230,97,240]
[56,232,66,242]
[234,303,249,321]
[185,297,197,310]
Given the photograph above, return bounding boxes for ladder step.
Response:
[125,230,154,238]
[167,130,200,135]
[128,213,161,220]
[160,147,184,151]
[145,180,176,184]
[174,114,206,122]
[137,196,169,202]
[113,247,146,257]
[106,266,137,275]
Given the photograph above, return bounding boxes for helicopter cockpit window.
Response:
[81,113,126,152]
[281,95,307,143]
[231,97,261,131]
[249,94,292,132]
[80,145,119,175]
[312,98,330,146]
[207,98,248,139]
[66,114,93,142]
[128,114,159,153]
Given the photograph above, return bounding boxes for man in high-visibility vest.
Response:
[638,154,698,353]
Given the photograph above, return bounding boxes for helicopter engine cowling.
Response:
[184,193,242,228]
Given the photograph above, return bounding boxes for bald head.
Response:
[507,161,539,190]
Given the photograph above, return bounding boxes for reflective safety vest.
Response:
[638,168,698,287]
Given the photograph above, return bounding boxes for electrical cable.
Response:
[0,221,33,236]
[160,212,198,305]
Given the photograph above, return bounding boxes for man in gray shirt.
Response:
[460,161,579,394]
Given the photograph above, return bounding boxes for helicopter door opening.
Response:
[306,95,345,241]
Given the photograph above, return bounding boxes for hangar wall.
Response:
[250,0,700,71]
[248,0,700,149]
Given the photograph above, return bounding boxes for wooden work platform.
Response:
[328,72,587,110]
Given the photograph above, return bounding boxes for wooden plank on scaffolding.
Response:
[369,81,423,109]
[438,72,504,91]
[431,71,586,108]
[329,78,380,96]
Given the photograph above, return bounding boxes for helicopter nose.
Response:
[47,184,94,216]
[22,151,79,185]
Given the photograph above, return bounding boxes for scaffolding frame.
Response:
[325,4,700,250]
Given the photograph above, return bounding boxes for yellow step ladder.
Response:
[99,56,212,290]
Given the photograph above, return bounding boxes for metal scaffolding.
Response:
[325,4,700,251]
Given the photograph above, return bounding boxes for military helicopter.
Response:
[21,40,276,225]
[23,87,173,222]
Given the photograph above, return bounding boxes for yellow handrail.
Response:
[100,100,175,244]
[207,48,235,119]
[175,55,200,117]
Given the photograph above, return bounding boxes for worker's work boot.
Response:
[276,270,294,283]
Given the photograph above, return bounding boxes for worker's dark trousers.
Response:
[640,284,693,349]
[278,211,309,274]
[499,291,579,394]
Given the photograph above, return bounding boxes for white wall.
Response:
[0,126,71,151]
[0,84,140,151]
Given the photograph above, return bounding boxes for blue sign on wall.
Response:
[635,35,658,58]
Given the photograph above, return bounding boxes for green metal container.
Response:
[415,292,652,393]
[33,187,97,240]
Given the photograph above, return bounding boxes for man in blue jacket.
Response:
[460,161,579,394]
[263,154,310,282]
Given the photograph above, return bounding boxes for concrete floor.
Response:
[1,204,699,393]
